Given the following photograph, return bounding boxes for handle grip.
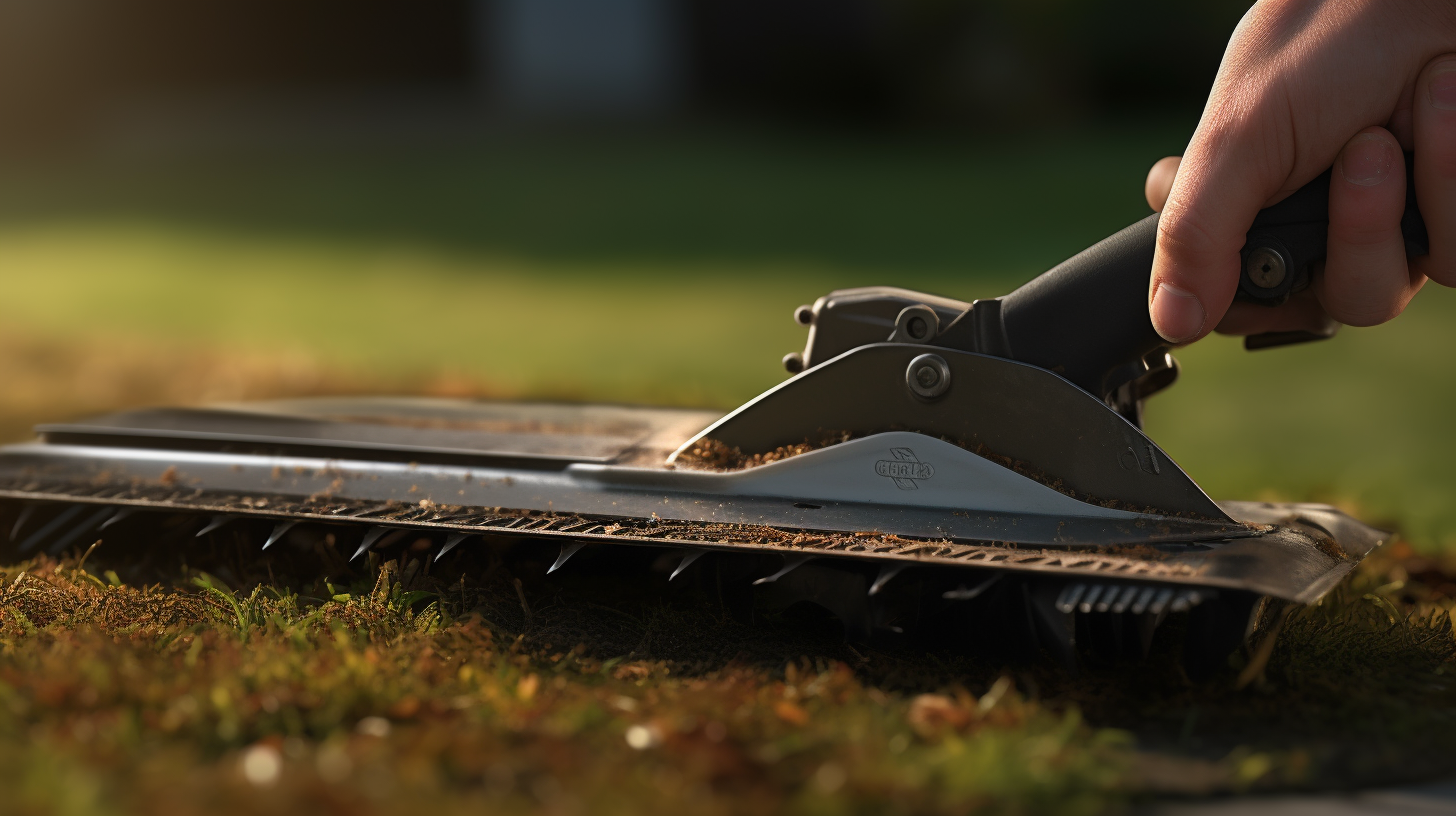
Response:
[1238,153,1428,305]
[992,155,1428,399]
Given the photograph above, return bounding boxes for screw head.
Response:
[793,305,814,326]
[892,304,940,344]
[782,352,805,374]
[1245,246,1287,289]
[906,353,951,400]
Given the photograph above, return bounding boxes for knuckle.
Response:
[1332,226,1402,249]
[1425,52,1456,77]
[1156,199,1224,263]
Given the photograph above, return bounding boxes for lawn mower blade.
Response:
[0,394,1382,678]
[0,164,1409,677]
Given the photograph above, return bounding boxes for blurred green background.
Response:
[0,0,1452,550]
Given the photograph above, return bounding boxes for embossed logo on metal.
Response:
[874,447,935,490]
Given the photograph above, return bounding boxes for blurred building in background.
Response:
[491,0,682,117]
[0,0,1253,152]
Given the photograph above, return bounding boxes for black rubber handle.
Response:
[996,214,1163,399]
[992,155,1428,399]
[1238,155,1428,305]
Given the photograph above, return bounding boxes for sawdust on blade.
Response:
[0,474,1212,582]
[677,432,1223,520]
[675,433,854,470]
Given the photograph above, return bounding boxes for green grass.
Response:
[0,126,1178,405]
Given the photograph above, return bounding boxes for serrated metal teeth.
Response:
[669,549,706,581]
[1149,587,1176,615]
[1109,585,1140,614]
[1056,583,1086,613]
[548,541,587,574]
[262,520,299,550]
[353,526,391,561]
[941,574,998,601]
[195,514,236,537]
[752,553,813,585]
[1130,586,1158,614]
[436,532,470,562]
[1055,582,1209,616]
[100,507,135,530]
[1170,590,1204,613]
[868,562,909,596]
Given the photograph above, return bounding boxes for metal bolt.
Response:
[907,315,929,340]
[906,353,951,399]
[891,304,940,344]
[1245,246,1287,289]
[782,352,805,374]
[793,305,814,326]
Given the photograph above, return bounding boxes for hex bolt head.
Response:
[906,353,951,399]
[1245,246,1287,289]
[793,305,814,326]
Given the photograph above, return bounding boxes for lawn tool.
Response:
[0,163,1427,677]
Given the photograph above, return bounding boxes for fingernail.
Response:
[1150,281,1205,343]
[1429,65,1456,110]
[1340,133,1394,187]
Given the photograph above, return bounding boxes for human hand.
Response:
[1146,0,1456,343]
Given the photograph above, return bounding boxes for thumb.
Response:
[1148,152,1271,344]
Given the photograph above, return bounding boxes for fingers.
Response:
[1144,156,1181,212]
[1412,54,1456,287]
[1149,127,1290,344]
[1316,127,1424,326]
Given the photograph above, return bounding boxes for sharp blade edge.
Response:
[353,526,392,561]
[262,520,299,550]
[436,532,470,562]
[548,542,588,574]
[753,553,813,585]
[195,514,236,538]
[100,507,136,530]
[669,549,706,581]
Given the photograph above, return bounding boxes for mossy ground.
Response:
[0,524,1452,816]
